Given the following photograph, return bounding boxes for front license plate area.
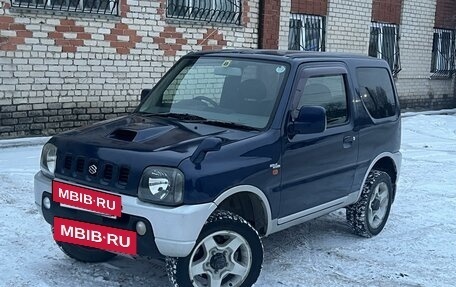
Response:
[52,180,122,217]
[54,217,137,255]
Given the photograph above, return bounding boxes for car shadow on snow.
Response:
[261,210,360,261]
[40,253,169,286]
[40,210,361,287]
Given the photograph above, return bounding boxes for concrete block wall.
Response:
[396,78,455,110]
[325,0,373,54]
[396,0,455,109]
[0,0,260,138]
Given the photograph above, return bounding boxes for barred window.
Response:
[369,22,401,77]
[288,14,325,52]
[431,28,455,77]
[11,0,119,15]
[166,0,241,24]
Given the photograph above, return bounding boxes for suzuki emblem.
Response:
[88,164,97,175]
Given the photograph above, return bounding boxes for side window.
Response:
[298,75,348,127]
[357,68,397,119]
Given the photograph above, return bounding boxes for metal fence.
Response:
[288,14,325,52]
[369,22,401,77]
[11,0,119,15]
[431,29,456,77]
[166,0,241,24]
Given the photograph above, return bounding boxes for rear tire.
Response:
[56,241,116,263]
[346,170,393,238]
[166,210,263,287]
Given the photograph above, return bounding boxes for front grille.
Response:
[119,166,130,184]
[61,154,130,187]
[103,164,114,180]
[76,157,85,173]
[64,156,72,170]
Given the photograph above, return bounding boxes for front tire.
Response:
[166,210,263,287]
[346,170,393,238]
[56,241,117,263]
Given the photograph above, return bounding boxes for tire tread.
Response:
[346,170,392,238]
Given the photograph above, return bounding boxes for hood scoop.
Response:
[109,125,176,142]
[109,129,137,142]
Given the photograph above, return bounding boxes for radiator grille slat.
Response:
[118,166,129,184]
[103,164,114,180]
[76,158,85,173]
[61,154,129,187]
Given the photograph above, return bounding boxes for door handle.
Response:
[343,136,356,148]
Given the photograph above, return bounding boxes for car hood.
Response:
[50,114,257,196]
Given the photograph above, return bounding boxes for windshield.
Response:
[137,56,289,130]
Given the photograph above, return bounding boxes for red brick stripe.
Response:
[0,16,33,51]
[49,19,92,53]
[371,0,403,24]
[434,0,456,29]
[105,22,142,54]
[291,0,328,16]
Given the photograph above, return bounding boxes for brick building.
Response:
[279,0,456,109]
[0,0,455,138]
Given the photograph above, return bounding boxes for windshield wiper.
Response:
[199,120,260,131]
[138,112,207,121]
[136,112,259,131]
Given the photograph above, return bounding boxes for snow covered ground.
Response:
[0,113,455,287]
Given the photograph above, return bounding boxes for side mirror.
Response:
[289,106,326,135]
[140,89,152,104]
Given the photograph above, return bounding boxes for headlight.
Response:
[40,143,57,177]
[138,167,184,205]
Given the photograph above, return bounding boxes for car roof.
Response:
[189,49,374,60]
[187,49,385,65]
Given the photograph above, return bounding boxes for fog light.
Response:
[136,221,147,236]
[43,197,51,209]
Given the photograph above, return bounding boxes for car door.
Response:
[279,64,359,219]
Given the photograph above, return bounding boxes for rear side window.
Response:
[356,68,397,119]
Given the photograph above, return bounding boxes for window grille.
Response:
[11,0,119,15]
[431,28,455,77]
[167,0,241,25]
[369,22,401,77]
[288,14,325,52]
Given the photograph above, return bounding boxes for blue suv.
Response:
[35,50,401,287]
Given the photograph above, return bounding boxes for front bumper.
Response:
[34,172,217,257]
